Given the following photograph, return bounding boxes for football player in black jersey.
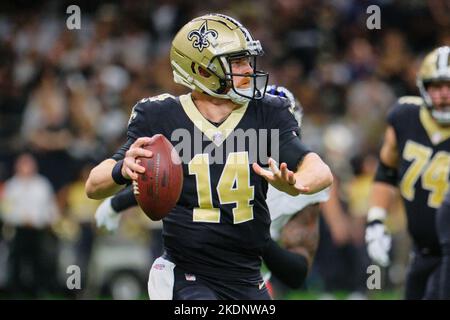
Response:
[85,14,333,300]
[365,46,450,299]
[94,85,330,295]
[436,189,450,299]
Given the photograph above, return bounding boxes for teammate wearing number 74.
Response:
[365,46,450,299]
[85,14,333,300]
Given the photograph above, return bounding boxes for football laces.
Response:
[132,180,140,195]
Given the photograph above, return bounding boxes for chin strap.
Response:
[228,88,252,105]
[431,108,450,125]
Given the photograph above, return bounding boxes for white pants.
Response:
[147,256,176,300]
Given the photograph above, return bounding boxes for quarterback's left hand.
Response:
[252,158,310,196]
[95,197,121,231]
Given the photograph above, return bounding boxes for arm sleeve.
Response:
[111,185,138,212]
[262,238,308,289]
[269,99,311,171]
[278,131,311,171]
[110,138,135,161]
[437,191,450,299]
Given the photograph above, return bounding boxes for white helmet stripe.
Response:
[437,46,450,76]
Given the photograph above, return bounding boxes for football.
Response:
[134,134,183,221]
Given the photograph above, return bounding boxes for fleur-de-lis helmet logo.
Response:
[187,21,218,52]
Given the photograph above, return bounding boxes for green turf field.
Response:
[284,290,403,300]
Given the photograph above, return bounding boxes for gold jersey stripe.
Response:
[179,93,249,146]
[419,107,450,145]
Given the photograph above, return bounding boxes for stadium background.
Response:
[0,0,448,299]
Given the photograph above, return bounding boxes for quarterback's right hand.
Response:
[122,137,153,180]
[95,197,121,231]
[365,221,392,267]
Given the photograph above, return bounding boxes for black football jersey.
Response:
[387,96,450,254]
[437,190,450,298]
[125,93,310,283]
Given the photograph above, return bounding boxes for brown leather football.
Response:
[134,134,183,220]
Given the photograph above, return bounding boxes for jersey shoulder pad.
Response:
[137,93,177,105]
[260,94,292,120]
[397,95,424,107]
[128,93,177,125]
[262,92,291,109]
[387,96,422,127]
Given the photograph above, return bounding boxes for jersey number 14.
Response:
[189,152,255,224]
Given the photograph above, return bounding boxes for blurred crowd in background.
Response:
[0,0,449,299]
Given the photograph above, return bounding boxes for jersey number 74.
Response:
[400,140,450,208]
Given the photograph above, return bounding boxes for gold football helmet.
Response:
[170,14,268,104]
[417,46,450,125]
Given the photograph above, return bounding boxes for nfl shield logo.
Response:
[185,273,196,281]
